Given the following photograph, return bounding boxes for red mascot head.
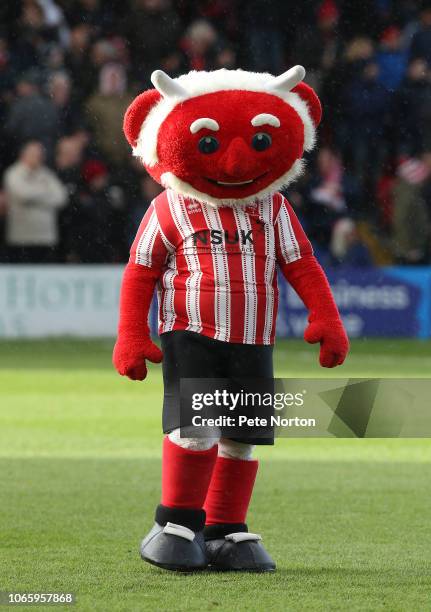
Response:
[123,66,321,206]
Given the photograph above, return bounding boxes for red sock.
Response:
[161,436,218,509]
[204,456,258,525]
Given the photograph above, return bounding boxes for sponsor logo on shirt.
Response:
[193,229,254,246]
[187,201,202,214]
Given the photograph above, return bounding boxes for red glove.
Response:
[281,255,349,368]
[303,319,349,368]
[113,263,163,380]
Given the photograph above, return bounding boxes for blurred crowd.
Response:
[1,0,431,265]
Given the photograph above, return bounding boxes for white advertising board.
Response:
[0,265,123,338]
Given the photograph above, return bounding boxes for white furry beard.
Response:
[160,158,305,208]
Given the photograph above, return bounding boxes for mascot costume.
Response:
[113,65,349,572]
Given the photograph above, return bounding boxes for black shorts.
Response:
[160,330,274,445]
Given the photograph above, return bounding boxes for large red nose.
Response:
[218,137,254,178]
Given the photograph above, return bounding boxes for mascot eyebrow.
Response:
[251,113,281,128]
[190,118,220,134]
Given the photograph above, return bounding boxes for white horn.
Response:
[151,70,187,99]
[267,65,306,93]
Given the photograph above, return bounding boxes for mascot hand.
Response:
[304,319,349,368]
[113,336,163,381]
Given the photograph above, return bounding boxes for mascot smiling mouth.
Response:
[205,172,269,187]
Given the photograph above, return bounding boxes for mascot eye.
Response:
[252,133,272,151]
[198,136,220,154]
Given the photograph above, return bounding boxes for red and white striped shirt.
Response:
[130,189,312,345]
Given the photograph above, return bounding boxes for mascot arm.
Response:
[281,255,349,368]
[112,263,163,380]
[275,199,349,368]
[113,203,167,380]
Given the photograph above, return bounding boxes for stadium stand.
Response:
[0,0,430,265]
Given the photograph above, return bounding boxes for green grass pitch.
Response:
[0,338,430,611]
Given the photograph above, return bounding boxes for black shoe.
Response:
[140,505,208,572]
[204,523,276,572]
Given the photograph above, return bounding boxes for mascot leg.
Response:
[203,439,276,572]
[140,431,218,571]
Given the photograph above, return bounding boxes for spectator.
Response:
[393,58,431,155]
[0,35,14,118]
[328,218,373,266]
[291,0,340,90]
[376,27,408,92]
[66,0,114,33]
[410,3,431,66]
[3,141,67,262]
[304,148,360,251]
[54,135,85,261]
[391,157,430,264]
[37,0,70,46]
[181,19,234,71]
[339,0,380,39]
[124,0,182,81]
[376,160,397,231]
[64,24,95,103]
[55,135,84,190]
[341,61,389,189]
[85,63,134,169]
[90,38,125,72]
[48,71,81,136]
[43,42,66,75]
[5,69,59,160]
[323,36,375,146]
[71,159,125,263]
[12,1,45,74]
[243,0,285,74]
